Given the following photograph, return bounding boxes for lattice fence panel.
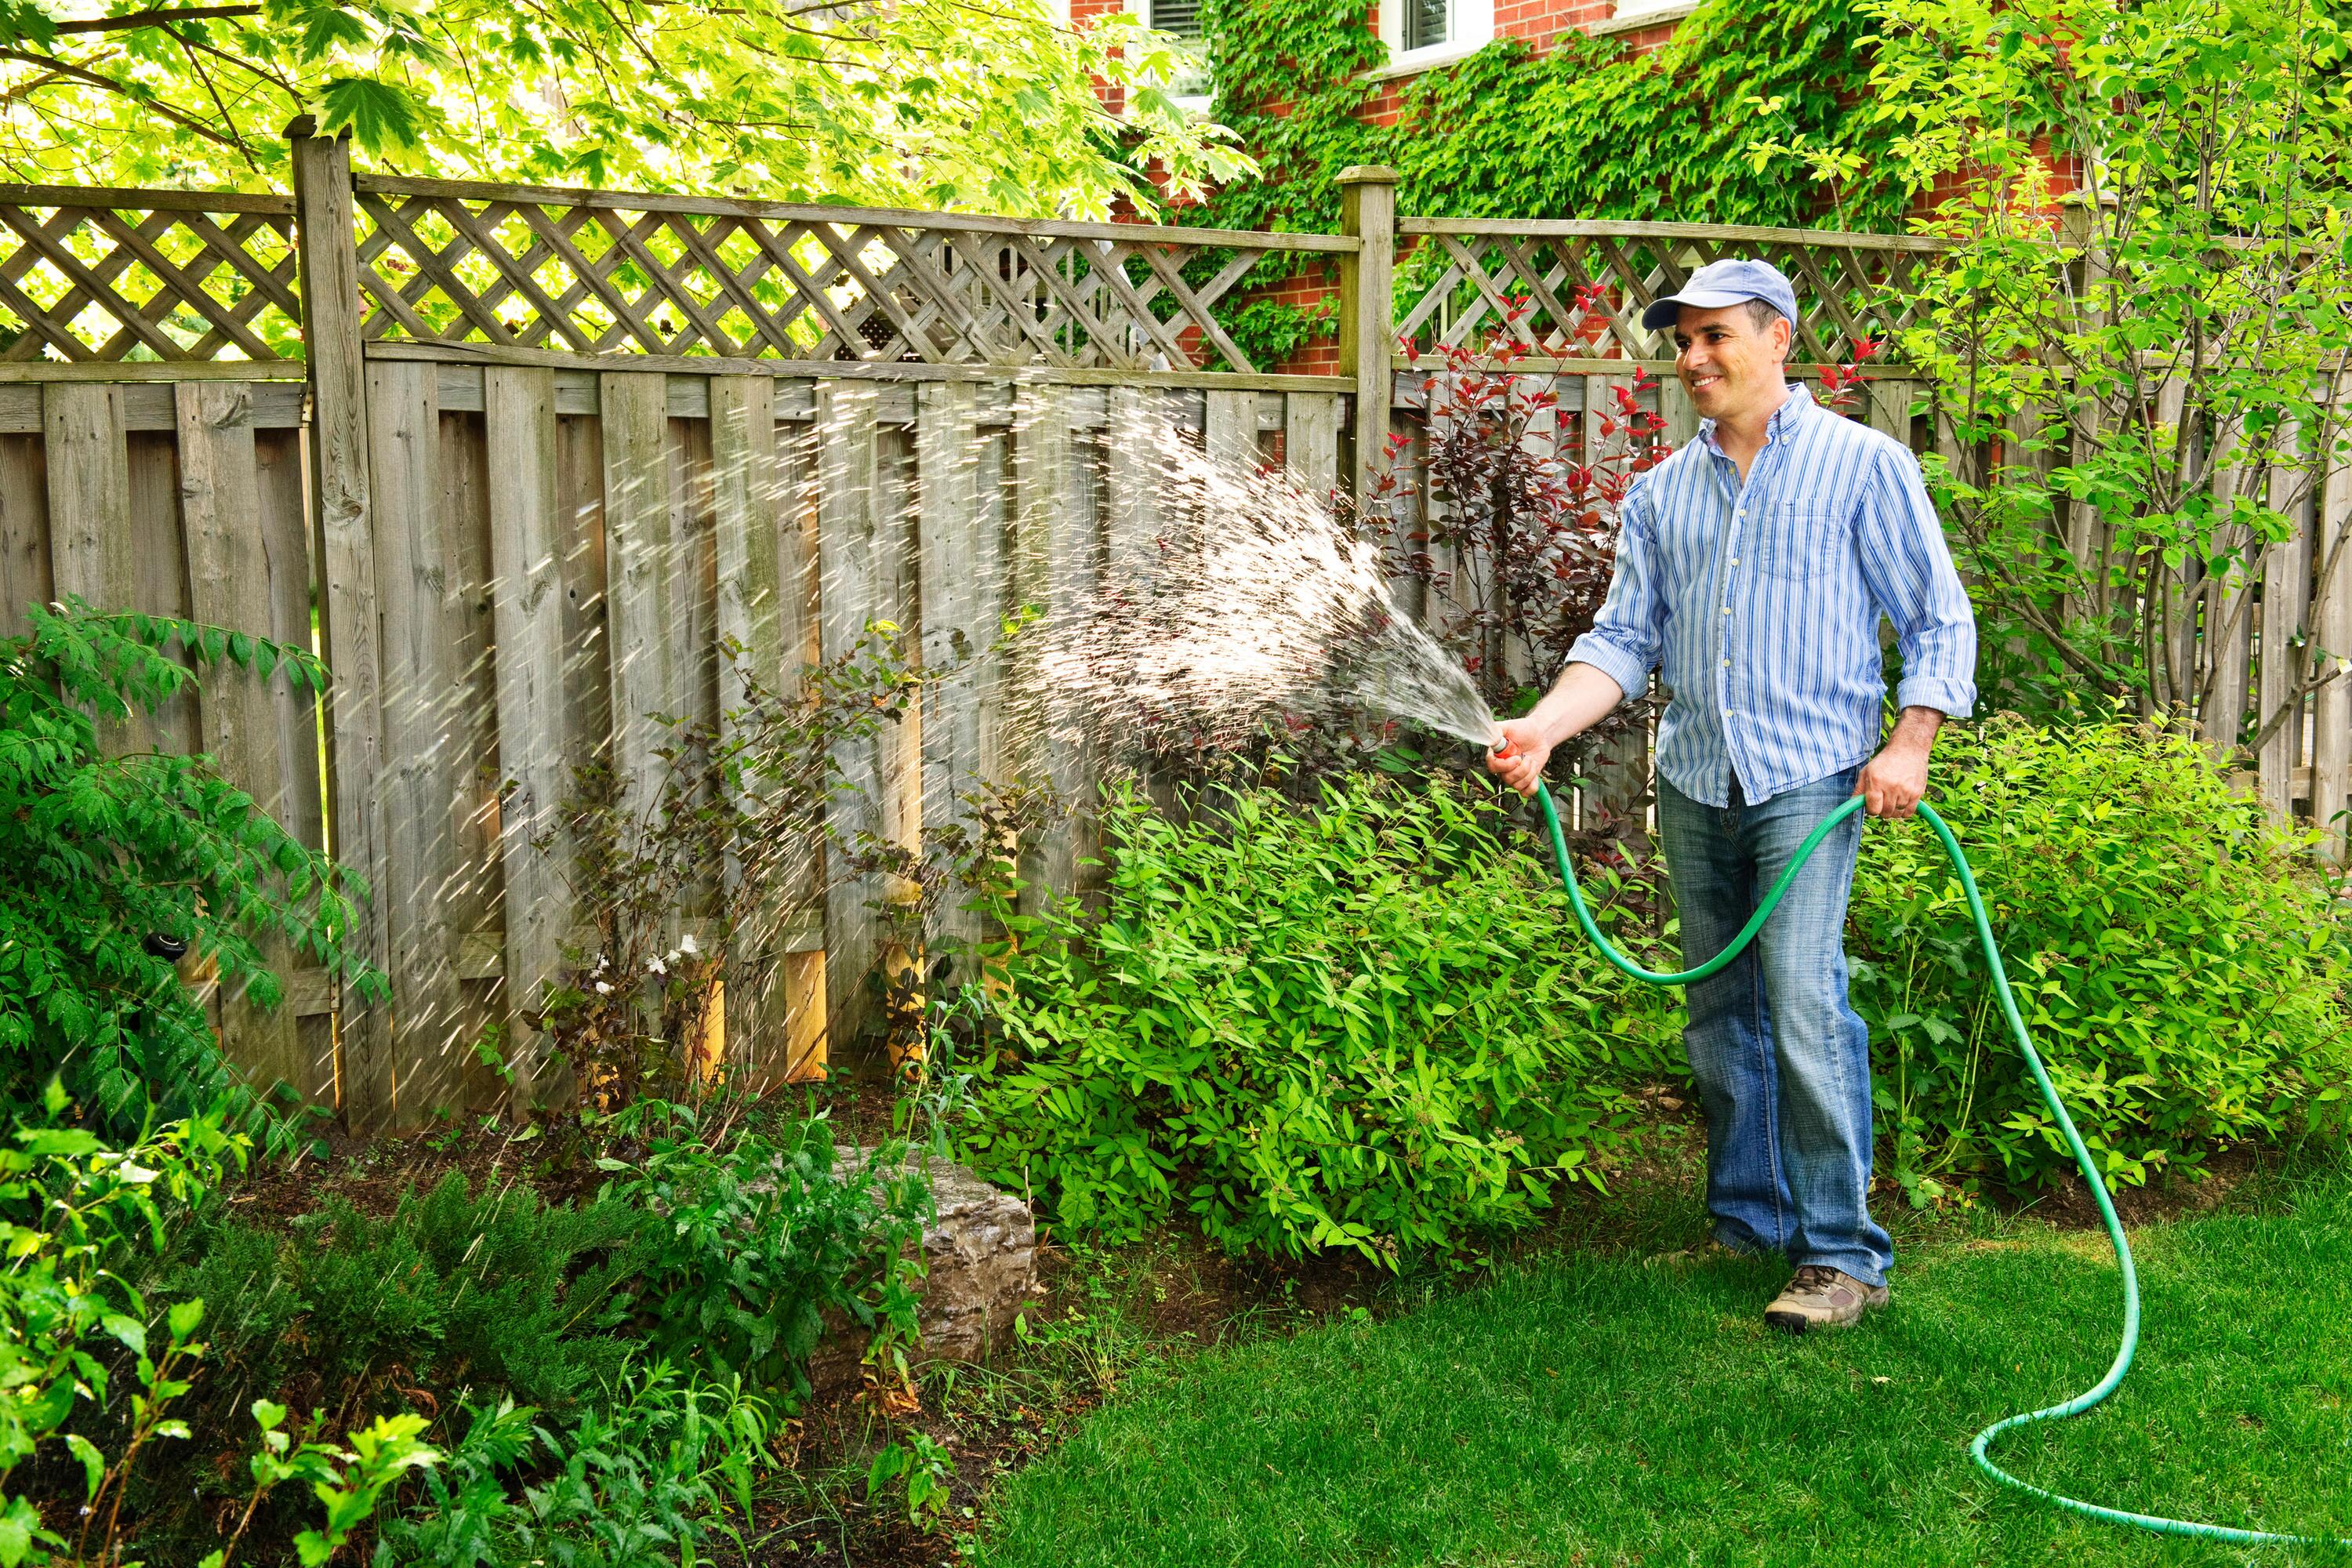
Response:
[0,187,299,362]
[352,179,1309,372]
[1394,225,1944,366]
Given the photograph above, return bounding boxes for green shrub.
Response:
[593,1100,931,1400]
[177,1171,644,1416]
[959,776,1680,1264]
[1853,714,2352,1200]
[373,1363,774,1568]
[0,600,380,1129]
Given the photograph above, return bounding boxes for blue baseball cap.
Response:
[1640,258,1801,332]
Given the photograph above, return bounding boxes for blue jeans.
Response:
[1656,767,1893,1285]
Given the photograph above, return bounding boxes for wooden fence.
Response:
[0,143,2343,1132]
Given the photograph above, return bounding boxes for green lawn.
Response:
[974,1174,2352,1566]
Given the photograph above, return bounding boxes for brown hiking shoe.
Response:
[1764,1265,1889,1334]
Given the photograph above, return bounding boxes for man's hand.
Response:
[1488,720,1554,798]
[1483,665,1628,799]
[1855,706,1946,819]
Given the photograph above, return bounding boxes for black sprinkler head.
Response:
[143,932,190,963]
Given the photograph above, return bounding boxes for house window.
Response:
[1402,0,1449,51]
[1126,0,1213,108]
[1146,0,1203,34]
[1375,0,1492,76]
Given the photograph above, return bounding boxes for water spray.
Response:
[1491,733,2347,1550]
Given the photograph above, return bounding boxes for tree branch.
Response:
[0,45,244,148]
[50,5,259,34]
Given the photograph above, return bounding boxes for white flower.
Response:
[594,980,614,996]
[648,954,667,975]
[679,932,699,956]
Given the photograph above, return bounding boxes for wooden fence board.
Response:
[249,424,335,1095]
[125,431,199,758]
[2256,454,2311,815]
[1017,383,1094,902]
[555,411,612,765]
[176,381,305,1102]
[1284,390,1341,499]
[816,381,886,1055]
[434,405,506,1112]
[2314,448,2352,858]
[917,379,991,958]
[710,373,799,1084]
[0,434,46,639]
[485,366,571,1110]
[42,384,134,735]
[601,372,687,834]
[1205,388,1254,477]
[367,359,470,1126]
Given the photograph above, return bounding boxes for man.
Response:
[1486,258,1976,1334]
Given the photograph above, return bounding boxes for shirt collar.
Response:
[1697,382,1814,456]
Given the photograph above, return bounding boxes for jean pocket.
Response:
[1760,503,1848,580]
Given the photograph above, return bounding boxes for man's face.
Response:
[1672,303,1790,422]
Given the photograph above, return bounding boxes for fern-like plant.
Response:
[0,597,383,1129]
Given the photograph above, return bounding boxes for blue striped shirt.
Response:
[1565,385,1977,808]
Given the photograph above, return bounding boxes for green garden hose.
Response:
[1526,779,2341,1551]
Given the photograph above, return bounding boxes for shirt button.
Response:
[1721,658,1731,667]
[1721,606,1730,615]
[1730,557,1739,566]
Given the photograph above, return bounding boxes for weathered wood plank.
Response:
[1204,388,1254,477]
[249,423,335,1098]
[1012,383,1094,902]
[361,337,1352,395]
[293,122,394,1132]
[485,367,572,1112]
[434,406,506,1114]
[601,372,686,835]
[127,431,199,757]
[42,383,132,612]
[918,379,992,957]
[1283,390,1341,499]
[2256,450,2310,818]
[355,172,1359,252]
[816,381,885,1058]
[2311,434,2352,860]
[0,434,47,640]
[366,359,470,1127]
[710,373,797,1086]
[176,381,303,1103]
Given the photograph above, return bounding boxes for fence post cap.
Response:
[283,114,353,142]
[1335,165,1402,185]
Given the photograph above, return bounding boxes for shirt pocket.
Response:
[1759,501,1849,581]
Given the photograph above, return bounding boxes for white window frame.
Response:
[1373,0,1494,79]
[1123,0,1214,114]
[1588,0,1701,35]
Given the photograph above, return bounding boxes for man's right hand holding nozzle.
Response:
[1483,664,1627,799]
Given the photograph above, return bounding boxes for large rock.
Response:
[805,1149,1037,1396]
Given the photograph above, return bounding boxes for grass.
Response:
[971,1167,2352,1566]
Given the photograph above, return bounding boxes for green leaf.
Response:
[314,76,428,151]
[65,1433,105,1503]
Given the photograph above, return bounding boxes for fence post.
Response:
[288,117,394,1134]
[1337,166,1399,514]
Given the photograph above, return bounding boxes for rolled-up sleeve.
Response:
[1856,445,1976,718]
[1564,483,1665,698]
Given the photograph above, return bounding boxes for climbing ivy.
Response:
[1188,0,1906,365]
[1384,1,1904,231]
